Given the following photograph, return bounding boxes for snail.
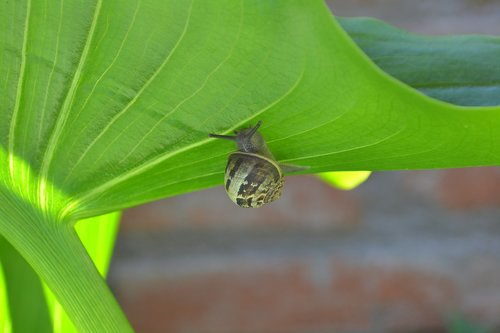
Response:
[209,121,305,208]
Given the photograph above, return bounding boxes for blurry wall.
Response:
[108,1,500,332]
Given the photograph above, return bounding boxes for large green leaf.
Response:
[339,17,500,106]
[1,1,500,332]
[1,0,499,220]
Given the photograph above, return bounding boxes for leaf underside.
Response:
[340,17,500,107]
[0,0,499,222]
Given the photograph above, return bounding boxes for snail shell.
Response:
[209,121,284,208]
[225,152,283,208]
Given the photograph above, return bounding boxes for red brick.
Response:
[437,167,500,209]
[119,263,320,333]
[330,261,458,332]
[116,260,458,333]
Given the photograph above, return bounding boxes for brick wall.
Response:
[108,1,500,332]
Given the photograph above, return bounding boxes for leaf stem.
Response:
[0,193,133,333]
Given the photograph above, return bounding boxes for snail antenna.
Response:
[247,121,263,138]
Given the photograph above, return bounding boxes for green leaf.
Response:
[1,1,500,332]
[74,212,121,277]
[2,0,499,218]
[317,171,371,190]
[0,236,52,333]
[448,314,489,333]
[3,0,498,219]
[0,264,11,333]
[339,17,500,106]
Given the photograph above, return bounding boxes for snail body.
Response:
[209,121,284,208]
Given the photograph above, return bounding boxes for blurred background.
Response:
[108,1,500,332]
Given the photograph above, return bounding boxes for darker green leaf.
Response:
[339,17,500,106]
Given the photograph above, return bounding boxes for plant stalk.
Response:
[0,192,133,333]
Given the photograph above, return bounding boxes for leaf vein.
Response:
[37,0,64,147]
[38,0,103,211]
[8,0,31,180]
[59,3,141,186]
[280,126,406,163]
[66,0,195,179]
[118,1,245,164]
[65,2,139,137]
[68,61,305,212]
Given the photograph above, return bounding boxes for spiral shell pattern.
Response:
[224,152,284,208]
